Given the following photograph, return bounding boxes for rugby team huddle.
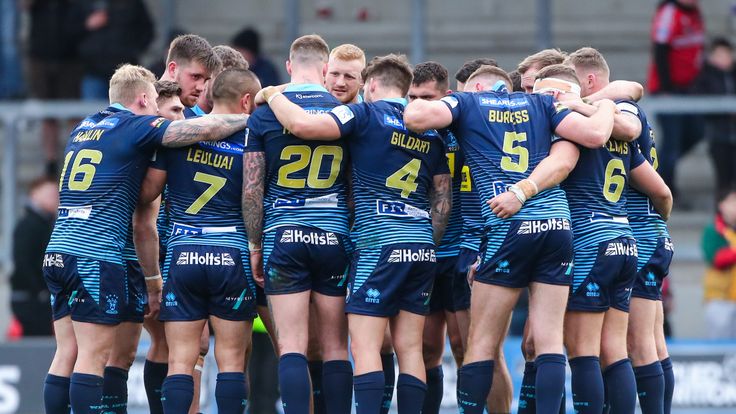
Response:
[40,32,675,414]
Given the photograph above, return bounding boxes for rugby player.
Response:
[404,64,617,414]
[192,45,250,115]
[42,64,249,414]
[261,53,452,414]
[243,35,353,414]
[568,47,676,414]
[453,58,498,91]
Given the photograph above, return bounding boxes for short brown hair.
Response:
[289,34,329,65]
[362,54,413,96]
[466,65,513,89]
[454,58,498,83]
[213,45,249,70]
[535,64,580,85]
[567,47,610,76]
[109,64,156,105]
[154,80,182,101]
[166,34,221,75]
[330,43,366,67]
[508,70,523,92]
[517,49,567,74]
[412,61,449,91]
[212,68,261,103]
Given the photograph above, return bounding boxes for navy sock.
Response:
[143,360,168,414]
[534,353,566,414]
[603,359,637,414]
[44,374,71,414]
[380,353,396,414]
[308,361,325,414]
[354,371,385,414]
[323,360,353,414]
[70,373,103,414]
[161,374,194,414]
[517,362,536,413]
[456,360,493,414]
[634,361,665,414]
[559,388,567,414]
[216,372,247,414]
[661,358,674,414]
[396,373,427,414]
[278,353,311,414]
[102,367,129,414]
[569,356,604,414]
[422,366,443,414]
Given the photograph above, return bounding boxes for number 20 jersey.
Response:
[47,105,171,264]
[244,84,349,235]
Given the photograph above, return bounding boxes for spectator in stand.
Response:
[648,0,705,203]
[78,0,154,100]
[702,192,736,339]
[231,27,281,87]
[10,177,59,336]
[696,37,736,202]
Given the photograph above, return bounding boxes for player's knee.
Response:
[448,332,464,362]
[522,335,535,359]
[199,337,210,356]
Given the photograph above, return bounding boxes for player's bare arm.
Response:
[403,99,453,133]
[586,80,644,102]
[253,83,291,106]
[161,113,248,147]
[629,161,673,221]
[430,173,452,245]
[133,195,163,319]
[242,151,266,286]
[554,99,616,148]
[262,86,341,140]
[565,100,642,142]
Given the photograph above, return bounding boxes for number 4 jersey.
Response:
[244,84,349,235]
[47,105,171,264]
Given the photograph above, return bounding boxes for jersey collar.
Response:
[284,83,329,93]
[109,103,132,112]
[191,104,207,116]
[380,97,408,106]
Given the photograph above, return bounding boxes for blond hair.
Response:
[566,47,610,77]
[329,43,366,67]
[517,48,567,74]
[289,34,329,65]
[109,64,157,105]
[535,64,580,85]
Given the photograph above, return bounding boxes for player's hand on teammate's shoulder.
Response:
[255,83,292,106]
[487,191,523,219]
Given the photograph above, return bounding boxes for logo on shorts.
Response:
[387,249,436,263]
[586,282,601,297]
[365,288,381,304]
[664,239,674,252]
[495,260,511,274]
[645,272,658,287]
[280,229,339,245]
[43,253,64,268]
[176,252,236,266]
[50,294,55,306]
[105,294,119,315]
[165,291,178,307]
[135,293,146,313]
[517,219,570,235]
[605,242,638,257]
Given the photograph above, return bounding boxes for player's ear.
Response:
[322,62,328,78]
[474,82,483,92]
[241,93,251,114]
[167,61,177,78]
[286,60,292,75]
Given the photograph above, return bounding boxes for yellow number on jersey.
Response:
[386,158,421,198]
[60,149,103,191]
[500,131,529,173]
[446,152,456,178]
[277,145,343,189]
[603,159,626,203]
[650,147,659,171]
[186,172,227,214]
[460,165,472,192]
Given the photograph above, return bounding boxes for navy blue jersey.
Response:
[442,91,572,228]
[244,84,349,235]
[47,105,171,264]
[183,105,205,119]
[621,101,670,240]
[122,228,137,261]
[152,129,247,250]
[328,98,449,248]
[437,129,463,257]
[458,150,484,251]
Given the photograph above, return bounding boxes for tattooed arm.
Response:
[242,151,266,285]
[161,114,248,147]
[430,173,452,245]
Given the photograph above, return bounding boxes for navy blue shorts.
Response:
[346,243,436,317]
[43,253,125,325]
[255,285,268,307]
[631,237,674,301]
[567,237,638,313]
[122,260,147,323]
[429,251,473,313]
[264,226,349,296]
[160,245,256,322]
[475,219,574,288]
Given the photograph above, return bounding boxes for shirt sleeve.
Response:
[440,92,464,127]
[131,115,171,151]
[430,135,451,176]
[652,3,676,45]
[243,112,265,153]
[327,103,365,138]
[629,141,647,170]
[543,95,572,130]
[150,149,167,171]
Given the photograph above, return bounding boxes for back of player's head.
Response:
[109,64,157,105]
[212,68,261,103]
[454,58,499,83]
[710,36,733,52]
[232,27,261,55]
[154,80,182,101]
[289,34,330,66]
[214,45,249,70]
[567,47,610,77]
[167,34,221,75]
[535,64,580,85]
[330,44,366,67]
[466,65,512,91]
[508,70,523,92]
[517,48,567,74]
[363,54,413,95]
[412,61,449,90]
